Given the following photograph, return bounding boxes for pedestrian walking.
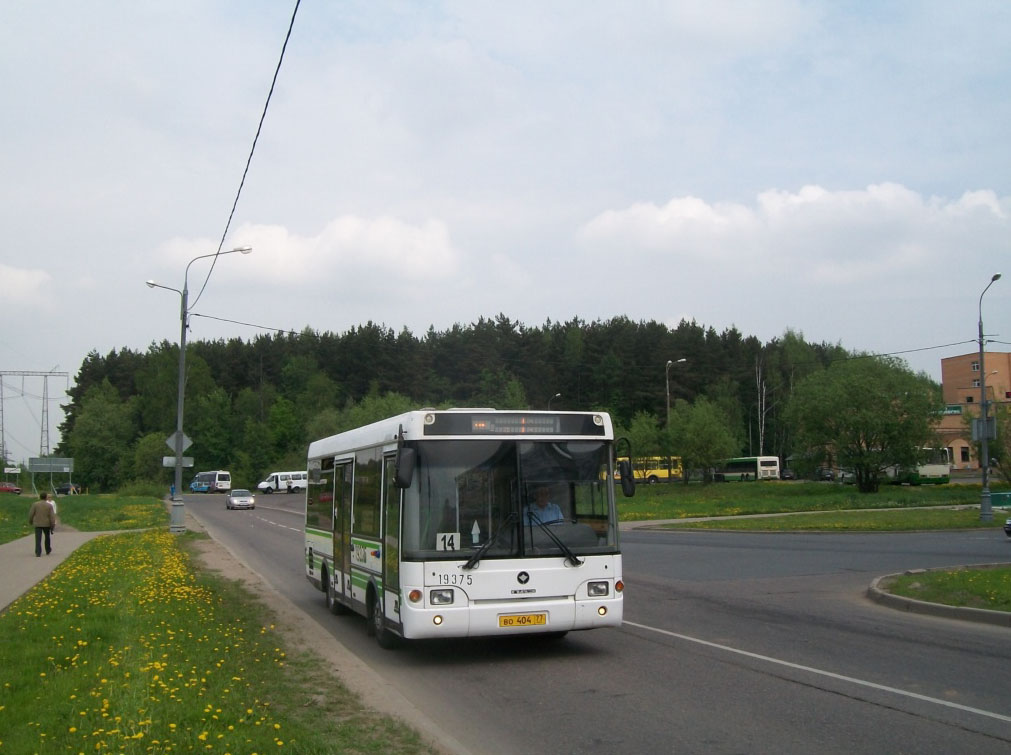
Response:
[28,492,56,557]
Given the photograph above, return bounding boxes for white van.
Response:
[257,470,307,494]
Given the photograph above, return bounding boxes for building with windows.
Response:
[937,352,1011,469]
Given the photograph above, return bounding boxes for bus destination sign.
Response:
[423,412,606,436]
[471,415,560,434]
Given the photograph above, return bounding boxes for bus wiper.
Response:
[463,512,518,571]
[528,515,583,567]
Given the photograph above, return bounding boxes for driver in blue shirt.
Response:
[524,486,564,525]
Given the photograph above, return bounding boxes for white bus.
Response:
[887,448,951,485]
[713,456,781,481]
[189,470,231,493]
[257,470,308,494]
[305,409,635,648]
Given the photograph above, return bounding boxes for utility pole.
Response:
[0,370,69,459]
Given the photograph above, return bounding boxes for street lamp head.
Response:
[992,273,1002,283]
[145,280,156,288]
[666,359,673,368]
[234,246,253,254]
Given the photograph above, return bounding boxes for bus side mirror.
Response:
[395,447,416,488]
[618,459,636,498]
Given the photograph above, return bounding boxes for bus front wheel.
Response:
[368,591,397,649]
[647,476,658,485]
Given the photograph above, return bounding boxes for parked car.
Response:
[55,482,82,495]
[780,468,796,480]
[817,467,835,481]
[0,481,22,495]
[225,489,256,510]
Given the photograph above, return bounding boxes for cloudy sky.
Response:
[2,1,1009,463]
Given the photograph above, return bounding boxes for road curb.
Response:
[867,563,1011,628]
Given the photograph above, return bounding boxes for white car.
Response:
[226,489,256,510]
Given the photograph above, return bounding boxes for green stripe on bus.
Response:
[351,536,380,548]
[350,571,383,591]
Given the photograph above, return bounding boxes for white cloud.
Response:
[157,215,460,290]
[578,184,1011,286]
[0,265,52,303]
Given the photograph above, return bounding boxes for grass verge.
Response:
[618,480,992,521]
[883,566,1011,613]
[0,494,167,545]
[652,507,1010,532]
[0,529,432,754]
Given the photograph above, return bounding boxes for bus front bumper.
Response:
[398,593,623,639]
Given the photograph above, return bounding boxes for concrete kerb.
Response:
[868,563,1011,628]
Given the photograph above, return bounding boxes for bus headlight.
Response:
[430,589,454,605]
[587,581,610,597]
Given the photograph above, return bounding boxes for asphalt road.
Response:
[185,493,1011,754]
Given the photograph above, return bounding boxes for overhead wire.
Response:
[190,0,301,311]
[828,339,979,364]
[190,313,299,336]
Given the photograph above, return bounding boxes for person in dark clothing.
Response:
[28,493,56,556]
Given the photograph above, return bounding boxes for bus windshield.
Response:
[401,439,618,561]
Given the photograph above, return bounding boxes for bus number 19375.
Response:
[437,573,473,586]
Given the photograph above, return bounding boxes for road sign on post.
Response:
[165,432,193,453]
[972,417,996,441]
[29,457,74,473]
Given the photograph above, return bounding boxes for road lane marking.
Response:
[623,620,1011,724]
[252,514,302,533]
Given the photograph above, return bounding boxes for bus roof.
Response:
[307,409,614,459]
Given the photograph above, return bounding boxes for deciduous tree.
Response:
[785,357,942,492]
[668,397,738,483]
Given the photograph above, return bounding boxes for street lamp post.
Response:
[978,272,1001,522]
[147,246,252,533]
[548,393,561,410]
[665,358,687,428]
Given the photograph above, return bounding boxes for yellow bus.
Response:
[616,456,683,484]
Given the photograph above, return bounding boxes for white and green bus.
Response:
[304,409,634,648]
[714,456,781,481]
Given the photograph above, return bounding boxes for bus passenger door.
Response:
[382,454,401,627]
[334,460,353,600]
